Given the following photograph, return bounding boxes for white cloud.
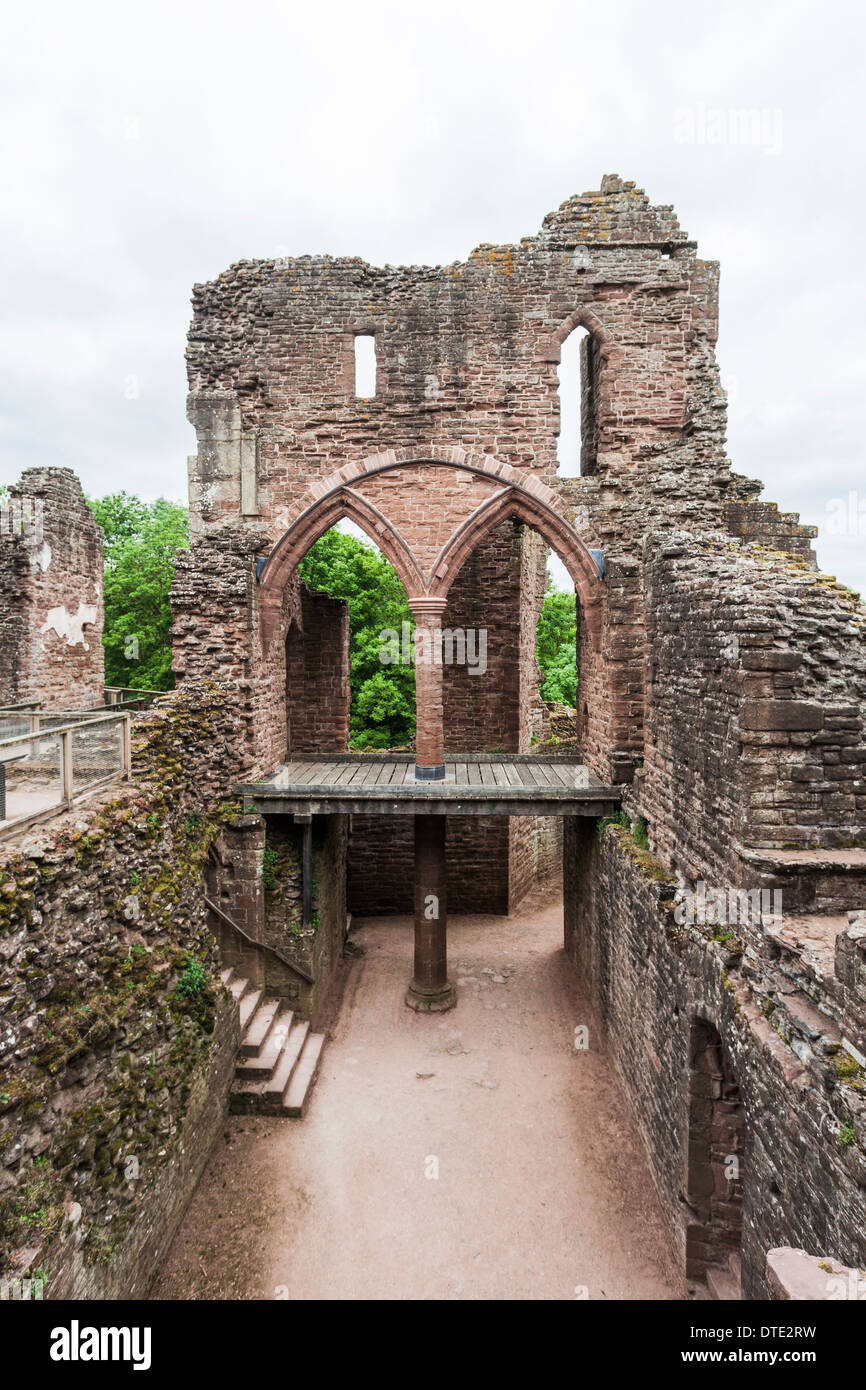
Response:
[0,0,864,593]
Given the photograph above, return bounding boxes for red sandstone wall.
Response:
[180,176,744,787]
[286,587,350,754]
[442,523,522,753]
[0,468,104,710]
[348,815,511,916]
[634,533,866,882]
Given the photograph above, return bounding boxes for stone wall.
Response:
[634,533,866,885]
[182,175,768,789]
[508,815,562,907]
[256,814,348,1019]
[286,588,350,754]
[0,468,104,711]
[348,815,511,916]
[564,821,866,1299]
[563,528,866,1295]
[171,525,299,778]
[0,684,246,1297]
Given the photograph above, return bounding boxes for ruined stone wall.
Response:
[254,814,347,1018]
[0,684,247,1297]
[171,526,300,778]
[186,177,724,544]
[633,533,866,889]
[286,588,350,755]
[725,474,818,563]
[564,822,866,1299]
[348,815,511,916]
[564,530,866,1293]
[0,469,103,711]
[181,176,752,788]
[205,815,267,989]
[348,812,561,917]
[442,525,522,754]
[508,815,562,908]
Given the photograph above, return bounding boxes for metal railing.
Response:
[104,687,164,711]
[0,710,131,838]
[204,895,315,984]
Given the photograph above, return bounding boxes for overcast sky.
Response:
[2,0,864,594]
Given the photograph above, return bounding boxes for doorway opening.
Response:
[685,1017,745,1296]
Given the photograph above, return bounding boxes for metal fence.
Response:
[0,711,131,838]
[104,686,164,710]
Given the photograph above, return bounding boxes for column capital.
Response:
[407,595,448,618]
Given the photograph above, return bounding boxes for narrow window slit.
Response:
[354,334,376,397]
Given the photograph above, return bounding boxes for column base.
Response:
[405,979,457,1013]
[414,763,445,781]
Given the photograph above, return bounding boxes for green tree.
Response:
[299,528,415,748]
[539,640,577,705]
[536,583,578,706]
[87,492,189,691]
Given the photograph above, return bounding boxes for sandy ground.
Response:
[152,894,683,1301]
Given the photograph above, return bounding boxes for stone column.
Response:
[406,813,455,1012]
[408,596,446,781]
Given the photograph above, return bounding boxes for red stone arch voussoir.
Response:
[257,447,605,651]
[428,485,604,650]
[542,305,621,365]
[258,487,424,650]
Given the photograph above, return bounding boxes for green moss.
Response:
[836,1052,865,1090]
[0,1162,65,1258]
[262,844,279,892]
[0,687,245,1274]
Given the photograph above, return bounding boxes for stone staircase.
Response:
[221,968,325,1118]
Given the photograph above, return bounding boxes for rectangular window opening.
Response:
[354,334,377,397]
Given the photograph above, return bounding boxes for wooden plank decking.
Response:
[238,755,620,817]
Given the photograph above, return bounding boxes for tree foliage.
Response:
[299,528,416,748]
[86,492,189,691]
[536,583,578,706]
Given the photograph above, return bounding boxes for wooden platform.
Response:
[238,754,620,817]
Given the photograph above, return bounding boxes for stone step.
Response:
[219,967,234,986]
[239,997,282,1057]
[729,1252,742,1288]
[231,1019,310,1115]
[264,1020,310,1105]
[283,1032,325,1117]
[706,1263,740,1301]
[228,975,250,1002]
[238,987,263,1034]
[737,845,866,915]
[235,1009,295,1079]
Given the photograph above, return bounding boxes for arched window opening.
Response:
[534,560,578,746]
[685,1018,745,1297]
[556,325,600,478]
[292,524,415,752]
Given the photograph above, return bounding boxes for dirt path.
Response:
[153,895,683,1301]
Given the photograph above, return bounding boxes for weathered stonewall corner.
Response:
[1,175,864,1299]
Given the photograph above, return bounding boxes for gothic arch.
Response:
[257,449,605,653]
[259,487,425,649]
[429,486,603,648]
[543,305,621,365]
